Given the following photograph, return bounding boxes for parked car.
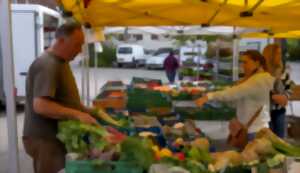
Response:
[146,48,179,69]
[145,53,169,69]
[116,44,145,67]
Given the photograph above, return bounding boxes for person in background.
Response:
[263,44,295,138]
[163,50,179,84]
[195,50,274,140]
[23,23,98,173]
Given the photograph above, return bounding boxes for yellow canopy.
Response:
[59,0,300,34]
[215,0,296,7]
[241,30,300,38]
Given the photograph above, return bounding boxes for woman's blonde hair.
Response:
[263,44,283,77]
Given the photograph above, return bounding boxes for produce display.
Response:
[65,78,300,173]
[131,77,162,89]
[59,107,300,173]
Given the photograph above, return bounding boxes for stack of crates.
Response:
[93,81,127,111]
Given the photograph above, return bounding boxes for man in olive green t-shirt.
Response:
[23,23,97,173]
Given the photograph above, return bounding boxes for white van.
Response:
[0,4,61,104]
[116,44,145,67]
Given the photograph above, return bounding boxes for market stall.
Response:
[2,1,300,173]
[51,77,299,173]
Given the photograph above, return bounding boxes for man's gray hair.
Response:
[55,22,82,39]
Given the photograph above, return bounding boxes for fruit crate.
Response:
[127,88,172,114]
[93,98,127,111]
[94,90,127,111]
[174,101,235,121]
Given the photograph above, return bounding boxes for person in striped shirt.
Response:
[263,44,295,138]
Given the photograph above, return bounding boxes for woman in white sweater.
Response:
[195,50,275,137]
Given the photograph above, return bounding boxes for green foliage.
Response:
[89,44,117,67]
[187,147,212,164]
[57,120,109,154]
[119,137,155,170]
[287,39,300,61]
[172,35,197,47]
[184,160,208,173]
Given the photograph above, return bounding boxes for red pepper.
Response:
[175,152,185,161]
[106,127,126,144]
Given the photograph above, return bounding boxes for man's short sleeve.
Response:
[33,62,59,98]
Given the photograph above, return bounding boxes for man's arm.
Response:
[33,97,97,124]
[79,103,96,115]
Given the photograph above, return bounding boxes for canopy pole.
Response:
[82,27,91,106]
[207,0,228,25]
[0,1,20,173]
[232,38,240,81]
[81,50,86,103]
[86,46,90,106]
[94,43,98,98]
[197,43,201,80]
[82,43,90,106]
[232,28,240,81]
[214,41,220,80]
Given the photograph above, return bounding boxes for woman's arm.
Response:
[208,73,273,102]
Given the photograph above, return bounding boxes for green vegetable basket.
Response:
[66,160,144,173]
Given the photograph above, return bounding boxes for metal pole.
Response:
[215,46,220,80]
[82,44,89,106]
[267,38,270,45]
[94,44,98,98]
[232,38,240,81]
[0,1,20,173]
[197,43,201,81]
[86,45,90,106]
[81,50,86,104]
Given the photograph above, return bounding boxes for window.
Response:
[118,47,132,54]
[154,48,173,55]
[133,34,143,41]
[151,34,159,40]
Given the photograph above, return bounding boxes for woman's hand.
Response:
[194,95,208,107]
[272,94,288,107]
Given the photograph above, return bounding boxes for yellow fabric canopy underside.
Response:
[59,0,300,37]
[241,30,300,38]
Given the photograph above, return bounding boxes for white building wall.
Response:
[109,30,175,51]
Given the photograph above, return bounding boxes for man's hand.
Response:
[194,95,208,107]
[272,94,288,107]
[76,112,98,125]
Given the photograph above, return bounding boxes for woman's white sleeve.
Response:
[207,76,261,102]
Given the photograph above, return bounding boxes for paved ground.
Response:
[0,62,300,173]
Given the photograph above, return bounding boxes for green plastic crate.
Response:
[127,88,172,113]
[224,166,251,173]
[176,106,235,121]
[66,160,144,173]
[131,77,162,85]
